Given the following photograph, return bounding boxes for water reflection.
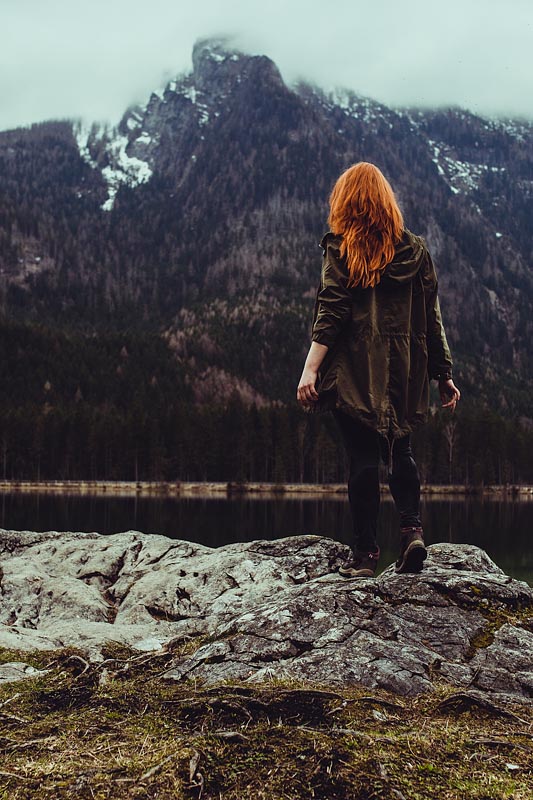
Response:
[0,491,531,585]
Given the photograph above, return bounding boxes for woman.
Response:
[297,162,460,578]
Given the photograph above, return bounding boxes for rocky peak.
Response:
[84,37,289,212]
[191,36,284,94]
[192,37,241,72]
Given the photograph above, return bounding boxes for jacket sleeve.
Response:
[421,245,453,381]
[311,243,352,349]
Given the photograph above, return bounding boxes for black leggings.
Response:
[332,410,422,553]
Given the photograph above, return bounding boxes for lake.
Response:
[1,491,531,585]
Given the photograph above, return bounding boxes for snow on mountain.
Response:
[75,120,153,211]
[100,135,153,211]
[74,121,107,170]
[73,40,250,210]
[489,117,533,143]
[329,87,393,126]
[427,138,506,195]
[72,37,532,218]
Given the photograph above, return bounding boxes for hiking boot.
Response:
[339,546,380,578]
[395,526,427,573]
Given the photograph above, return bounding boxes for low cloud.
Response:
[1,0,532,131]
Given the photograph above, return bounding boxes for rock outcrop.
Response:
[1,528,532,703]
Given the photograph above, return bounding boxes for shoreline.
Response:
[0,479,532,498]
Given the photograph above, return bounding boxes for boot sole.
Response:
[338,567,375,578]
[395,541,427,574]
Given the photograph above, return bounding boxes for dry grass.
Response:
[0,639,532,799]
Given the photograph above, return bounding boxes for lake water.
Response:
[1,492,531,586]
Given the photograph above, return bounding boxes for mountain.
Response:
[0,38,532,483]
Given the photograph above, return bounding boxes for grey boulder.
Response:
[0,528,532,703]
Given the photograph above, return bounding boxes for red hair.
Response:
[328,162,404,288]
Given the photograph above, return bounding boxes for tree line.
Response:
[1,398,531,486]
[1,317,531,486]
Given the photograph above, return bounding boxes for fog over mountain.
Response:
[2,0,532,129]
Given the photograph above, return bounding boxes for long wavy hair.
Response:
[328,162,404,289]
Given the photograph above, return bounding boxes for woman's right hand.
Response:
[439,378,461,411]
[297,341,329,407]
[297,367,319,407]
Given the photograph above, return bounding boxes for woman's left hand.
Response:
[438,378,461,411]
[297,368,319,406]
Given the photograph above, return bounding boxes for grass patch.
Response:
[465,596,533,659]
[0,639,532,799]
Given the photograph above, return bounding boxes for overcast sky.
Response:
[1,0,532,131]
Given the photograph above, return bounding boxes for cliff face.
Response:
[0,38,532,410]
[1,528,533,704]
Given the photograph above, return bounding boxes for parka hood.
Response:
[381,228,426,285]
[319,228,426,287]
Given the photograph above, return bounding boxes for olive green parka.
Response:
[310,228,453,447]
